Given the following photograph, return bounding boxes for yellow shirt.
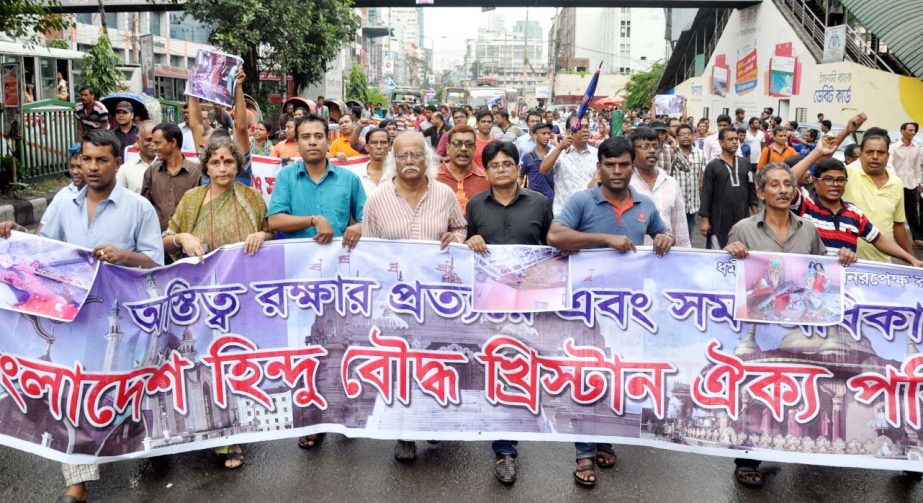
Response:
[329,136,360,158]
[843,161,906,262]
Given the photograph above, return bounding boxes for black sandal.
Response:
[574,458,597,488]
[224,445,244,469]
[297,433,326,449]
[734,465,764,487]
[596,444,617,468]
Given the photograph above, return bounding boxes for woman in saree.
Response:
[162,136,273,469]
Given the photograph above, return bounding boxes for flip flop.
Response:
[297,433,326,449]
[596,444,617,468]
[734,465,764,487]
[574,459,596,488]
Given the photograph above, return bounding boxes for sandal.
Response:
[394,440,416,462]
[574,458,596,488]
[224,445,244,469]
[734,465,764,487]
[596,444,617,468]
[297,433,326,449]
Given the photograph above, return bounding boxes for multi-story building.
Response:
[462,14,549,99]
[549,7,666,74]
[360,7,423,89]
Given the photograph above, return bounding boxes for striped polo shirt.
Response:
[792,191,879,253]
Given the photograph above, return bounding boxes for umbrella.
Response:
[591,95,624,108]
[100,92,162,124]
[282,97,317,114]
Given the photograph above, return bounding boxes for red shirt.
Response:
[436,163,489,216]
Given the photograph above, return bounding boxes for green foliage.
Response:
[0,0,69,46]
[366,87,386,107]
[620,62,666,110]
[45,39,70,50]
[81,32,122,97]
[346,64,369,104]
[181,0,360,92]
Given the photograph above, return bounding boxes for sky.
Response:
[421,7,557,73]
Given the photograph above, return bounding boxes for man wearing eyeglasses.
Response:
[628,128,691,247]
[540,116,598,216]
[788,139,923,266]
[437,124,490,215]
[464,140,553,486]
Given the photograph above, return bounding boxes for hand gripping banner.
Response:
[0,234,921,471]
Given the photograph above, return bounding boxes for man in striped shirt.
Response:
[791,153,923,266]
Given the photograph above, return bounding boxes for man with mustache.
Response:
[700,128,759,249]
[541,116,598,216]
[724,162,857,487]
[117,120,157,193]
[437,124,489,215]
[628,127,690,247]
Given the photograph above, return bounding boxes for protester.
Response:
[356,127,389,196]
[316,96,330,121]
[547,137,674,488]
[422,112,448,149]
[74,86,109,137]
[270,119,300,162]
[36,143,85,235]
[890,122,922,247]
[188,69,251,184]
[795,129,819,156]
[330,114,361,161]
[757,126,798,170]
[700,128,759,248]
[437,109,469,156]
[789,148,923,266]
[540,116,597,216]
[465,140,552,485]
[111,101,138,159]
[518,121,555,201]
[701,114,732,159]
[732,107,747,129]
[723,163,857,488]
[279,102,295,132]
[437,124,489,213]
[491,109,524,142]
[1,129,163,503]
[116,120,157,193]
[473,109,496,171]
[628,128,691,247]
[515,110,543,157]
[744,117,764,171]
[843,143,861,165]
[250,120,273,156]
[543,109,561,135]
[649,121,674,173]
[142,123,202,232]
[669,123,706,236]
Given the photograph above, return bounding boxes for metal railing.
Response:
[18,100,76,181]
[773,0,897,73]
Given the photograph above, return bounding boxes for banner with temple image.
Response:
[0,235,921,472]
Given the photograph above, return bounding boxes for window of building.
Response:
[620,20,631,38]
[618,67,630,75]
[702,107,710,119]
[150,12,162,36]
[795,107,807,123]
[170,55,183,68]
[76,13,93,25]
[722,108,729,116]
[105,13,119,29]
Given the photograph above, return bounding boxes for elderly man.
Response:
[438,124,489,214]
[628,127,691,247]
[724,162,855,488]
[547,137,674,489]
[1,130,163,503]
[360,132,466,463]
[116,120,157,193]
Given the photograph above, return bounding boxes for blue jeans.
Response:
[492,440,518,457]
[575,442,612,461]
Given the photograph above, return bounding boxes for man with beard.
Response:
[465,140,553,486]
[700,128,759,248]
[437,124,489,214]
[723,163,856,487]
[112,101,138,159]
[1,130,162,503]
[117,120,157,193]
[547,137,674,489]
[629,128,690,247]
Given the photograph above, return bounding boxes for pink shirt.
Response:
[362,178,467,243]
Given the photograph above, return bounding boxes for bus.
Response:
[468,87,509,109]
[443,87,468,107]
[390,88,422,108]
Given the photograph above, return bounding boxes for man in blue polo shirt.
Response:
[546,137,675,490]
[268,114,365,247]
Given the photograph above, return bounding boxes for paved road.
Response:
[1,438,921,502]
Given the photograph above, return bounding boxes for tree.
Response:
[620,62,666,110]
[345,64,369,104]
[0,0,69,46]
[181,0,359,94]
[81,32,122,97]
[366,87,386,107]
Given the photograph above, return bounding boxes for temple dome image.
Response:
[374,305,408,331]
[498,321,538,339]
[777,324,876,356]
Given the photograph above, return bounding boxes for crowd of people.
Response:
[1,70,922,500]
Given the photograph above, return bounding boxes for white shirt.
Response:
[702,132,742,160]
[552,145,598,216]
[890,141,921,190]
[178,122,196,153]
[744,129,765,164]
[116,156,152,194]
[629,169,691,247]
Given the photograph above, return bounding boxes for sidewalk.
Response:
[0,178,70,227]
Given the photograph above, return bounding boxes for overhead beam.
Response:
[48,0,761,13]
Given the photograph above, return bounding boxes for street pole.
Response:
[522,8,528,103]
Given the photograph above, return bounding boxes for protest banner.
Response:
[0,234,921,473]
[653,95,686,116]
